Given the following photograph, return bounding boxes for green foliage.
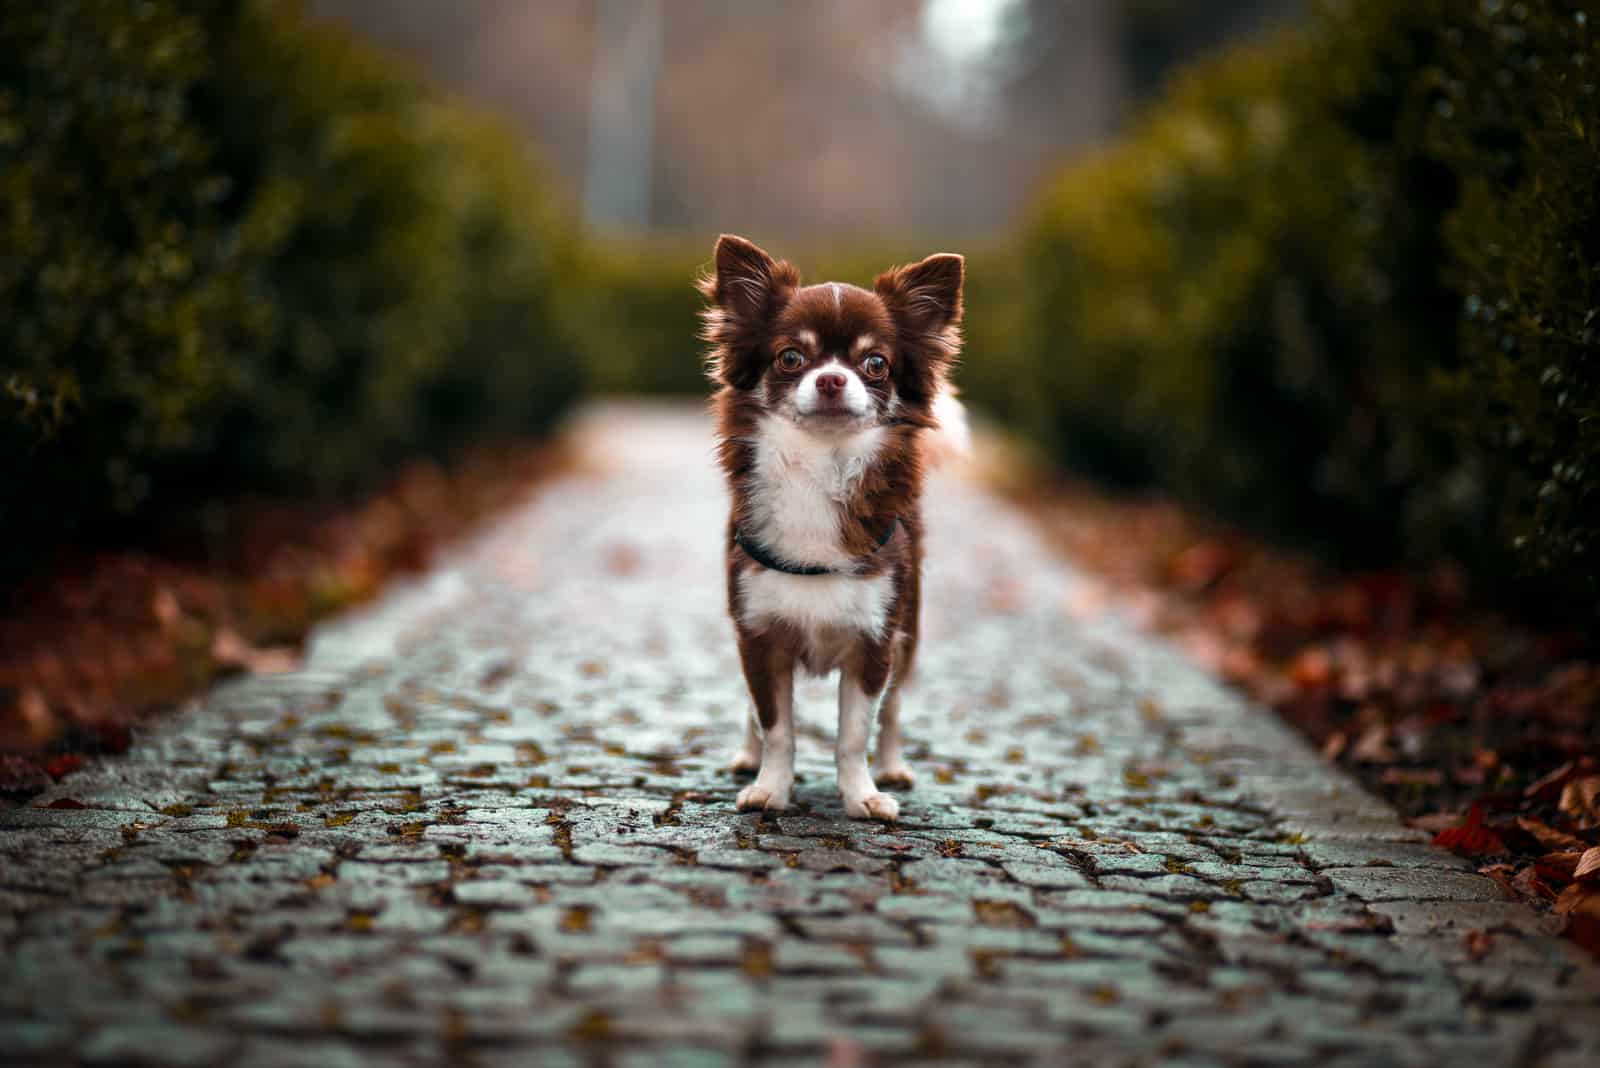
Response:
[1418,1,1600,581]
[1009,0,1600,592]
[576,241,708,397]
[1,1,242,533]
[1,1,582,570]
[198,4,582,489]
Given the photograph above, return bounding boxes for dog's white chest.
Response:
[737,569,894,645]
[746,417,883,572]
[737,417,894,651]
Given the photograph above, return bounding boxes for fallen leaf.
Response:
[43,753,83,779]
[44,797,87,809]
[1433,804,1506,855]
[211,628,300,675]
[1515,817,1587,852]
[1479,863,1518,897]
[1558,885,1600,955]
[1288,647,1334,690]
[1526,760,1580,801]
[1170,541,1235,591]
[14,688,53,746]
[1534,851,1584,882]
[151,587,181,629]
[1555,881,1595,915]
[1576,847,1600,882]
[1512,863,1561,902]
[1350,724,1398,764]
[1559,776,1600,829]
[1462,929,1493,961]
[1381,767,1443,787]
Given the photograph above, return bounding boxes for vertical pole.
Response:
[583,0,663,229]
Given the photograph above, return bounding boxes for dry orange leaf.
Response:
[1516,816,1588,852]
[1462,929,1493,961]
[1535,851,1584,882]
[1525,760,1578,800]
[1554,878,1600,954]
[1559,776,1600,829]
[211,628,300,675]
[1576,847,1600,883]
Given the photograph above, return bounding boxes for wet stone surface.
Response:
[4,405,1599,1067]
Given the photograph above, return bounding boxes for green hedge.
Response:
[1,2,242,537]
[1006,0,1599,592]
[1,1,582,572]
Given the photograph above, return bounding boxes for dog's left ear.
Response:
[875,253,964,341]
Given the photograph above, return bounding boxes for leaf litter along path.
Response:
[3,402,1598,1068]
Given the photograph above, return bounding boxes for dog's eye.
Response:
[777,348,804,372]
[862,353,889,379]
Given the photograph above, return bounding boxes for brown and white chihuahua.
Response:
[700,235,968,821]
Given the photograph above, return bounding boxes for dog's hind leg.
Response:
[730,707,762,775]
[875,686,915,789]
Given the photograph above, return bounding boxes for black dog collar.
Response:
[735,520,898,577]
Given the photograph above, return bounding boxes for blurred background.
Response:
[309,0,1300,237]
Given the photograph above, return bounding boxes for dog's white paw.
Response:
[843,791,899,822]
[876,761,916,790]
[729,750,761,775]
[736,783,790,813]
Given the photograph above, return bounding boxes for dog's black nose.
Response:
[816,372,847,396]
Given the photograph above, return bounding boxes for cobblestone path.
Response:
[4,404,1599,1068]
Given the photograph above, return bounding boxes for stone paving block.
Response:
[1301,839,1474,872]
[1325,867,1510,903]
[1001,860,1093,888]
[451,879,538,908]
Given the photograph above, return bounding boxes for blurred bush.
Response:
[575,239,707,397]
[1005,0,1598,596]
[1,2,242,544]
[1,1,582,573]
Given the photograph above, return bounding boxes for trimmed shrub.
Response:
[1417,2,1600,581]
[576,240,708,397]
[1010,0,1599,593]
[1,1,583,574]
[196,2,583,490]
[1,1,244,535]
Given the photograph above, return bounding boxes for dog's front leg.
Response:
[837,664,898,822]
[735,632,794,813]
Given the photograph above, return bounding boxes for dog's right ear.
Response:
[699,235,800,390]
[702,234,797,324]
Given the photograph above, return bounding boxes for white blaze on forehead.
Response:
[851,334,879,356]
[830,283,841,313]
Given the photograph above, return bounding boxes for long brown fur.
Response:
[701,236,962,741]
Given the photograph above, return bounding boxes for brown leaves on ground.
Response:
[1553,845,1600,954]
[1433,806,1506,855]
[1021,479,1599,957]
[1,442,566,794]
